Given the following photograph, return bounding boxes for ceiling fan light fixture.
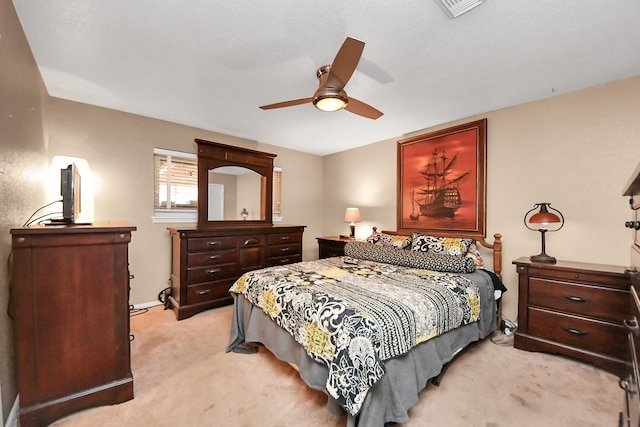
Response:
[314,95,347,112]
[313,87,348,112]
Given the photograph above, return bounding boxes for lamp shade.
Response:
[344,208,361,223]
[528,206,561,226]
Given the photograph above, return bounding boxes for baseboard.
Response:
[4,395,18,427]
[131,300,163,310]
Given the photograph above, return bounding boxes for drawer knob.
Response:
[206,268,221,275]
[564,295,589,303]
[562,326,588,336]
[207,241,221,246]
[624,318,640,332]
[619,376,635,393]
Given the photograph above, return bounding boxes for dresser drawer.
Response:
[267,254,302,266]
[529,277,629,323]
[267,243,301,258]
[530,268,629,289]
[268,232,301,245]
[187,263,237,283]
[188,236,237,251]
[187,250,237,267]
[187,278,236,304]
[528,307,628,360]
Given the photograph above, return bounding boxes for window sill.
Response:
[152,210,197,224]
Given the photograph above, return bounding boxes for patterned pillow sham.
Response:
[410,233,474,257]
[344,241,476,273]
[365,232,412,249]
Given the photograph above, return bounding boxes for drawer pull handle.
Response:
[207,241,221,246]
[198,289,211,295]
[280,247,290,252]
[281,236,290,240]
[243,238,260,246]
[280,259,290,264]
[563,326,588,336]
[206,269,221,275]
[564,295,589,303]
[619,376,637,395]
[624,318,640,331]
[209,255,220,260]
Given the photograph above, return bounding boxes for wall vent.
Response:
[435,0,483,18]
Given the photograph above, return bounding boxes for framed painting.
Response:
[396,118,487,238]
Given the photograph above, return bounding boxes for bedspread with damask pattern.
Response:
[228,256,480,416]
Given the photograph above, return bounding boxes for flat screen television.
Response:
[61,163,81,224]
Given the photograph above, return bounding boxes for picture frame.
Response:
[396,118,487,238]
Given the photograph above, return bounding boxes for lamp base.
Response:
[530,253,557,264]
[349,224,356,239]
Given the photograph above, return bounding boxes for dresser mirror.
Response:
[196,138,276,228]
[207,166,262,221]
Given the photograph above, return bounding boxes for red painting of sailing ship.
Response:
[410,148,470,219]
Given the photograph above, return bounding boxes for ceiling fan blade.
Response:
[344,97,383,120]
[326,37,365,89]
[259,97,313,110]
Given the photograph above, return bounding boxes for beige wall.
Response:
[324,75,640,321]
[0,0,49,421]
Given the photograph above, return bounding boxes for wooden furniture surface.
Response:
[621,272,640,426]
[316,236,353,259]
[10,221,136,427]
[513,257,630,376]
[168,224,305,320]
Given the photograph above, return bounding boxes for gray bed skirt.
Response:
[227,269,497,427]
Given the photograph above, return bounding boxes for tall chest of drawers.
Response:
[168,225,305,320]
[513,257,630,377]
[10,222,136,427]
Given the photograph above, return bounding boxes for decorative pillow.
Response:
[410,233,474,257]
[466,243,485,268]
[344,241,476,273]
[365,232,412,249]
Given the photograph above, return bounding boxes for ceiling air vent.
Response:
[435,0,483,18]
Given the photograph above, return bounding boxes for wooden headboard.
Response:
[372,227,503,279]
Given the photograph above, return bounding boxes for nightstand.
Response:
[513,257,631,376]
[316,236,353,259]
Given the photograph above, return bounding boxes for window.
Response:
[152,148,283,223]
[153,148,197,223]
[273,167,282,222]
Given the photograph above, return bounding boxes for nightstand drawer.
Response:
[530,268,629,289]
[528,307,628,360]
[529,277,629,323]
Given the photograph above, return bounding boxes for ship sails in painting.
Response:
[410,148,470,219]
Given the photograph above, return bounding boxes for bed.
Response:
[227,229,504,426]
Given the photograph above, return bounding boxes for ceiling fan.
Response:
[259,37,383,120]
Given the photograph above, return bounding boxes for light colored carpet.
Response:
[51,305,621,427]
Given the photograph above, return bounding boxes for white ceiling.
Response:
[12,0,640,156]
